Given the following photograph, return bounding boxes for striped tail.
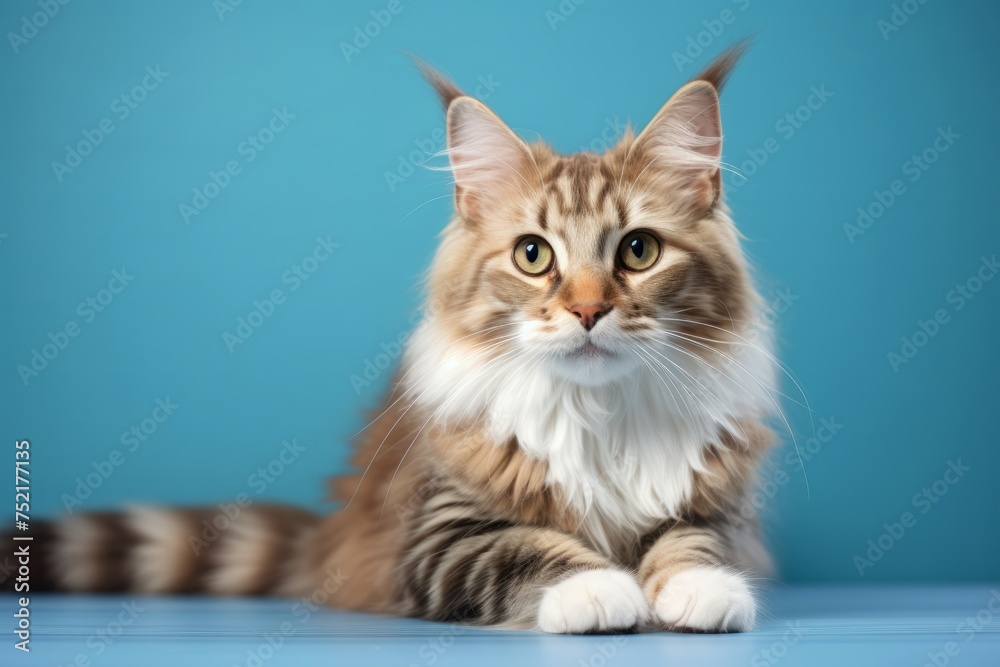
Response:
[7,504,320,597]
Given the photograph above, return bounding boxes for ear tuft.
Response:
[690,38,752,92]
[407,53,465,109]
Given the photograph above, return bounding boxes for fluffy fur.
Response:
[30,43,783,635]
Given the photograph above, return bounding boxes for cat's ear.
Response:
[445,97,533,222]
[410,56,533,222]
[632,80,723,210]
[631,40,748,210]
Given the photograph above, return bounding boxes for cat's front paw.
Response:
[537,568,647,633]
[652,566,756,632]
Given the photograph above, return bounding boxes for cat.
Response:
[34,42,781,634]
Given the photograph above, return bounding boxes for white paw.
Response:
[653,566,756,632]
[537,568,646,634]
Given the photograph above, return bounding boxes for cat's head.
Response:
[413,45,759,391]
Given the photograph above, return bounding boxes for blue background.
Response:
[2,0,997,583]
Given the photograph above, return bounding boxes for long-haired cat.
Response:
[35,43,780,633]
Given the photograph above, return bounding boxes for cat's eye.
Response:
[512,236,554,276]
[618,231,660,272]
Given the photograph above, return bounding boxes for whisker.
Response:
[636,340,752,447]
[653,319,816,423]
[651,331,809,495]
[631,343,692,424]
[654,317,817,426]
[657,330,811,415]
[349,322,523,440]
[378,346,541,518]
[345,327,524,508]
[389,193,454,230]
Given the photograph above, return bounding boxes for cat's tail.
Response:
[3,504,321,597]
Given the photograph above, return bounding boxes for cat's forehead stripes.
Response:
[533,154,628,267]
[541,154,622,220]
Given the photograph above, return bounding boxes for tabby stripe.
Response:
[598,161,616,185]
[596,227,611,260]
[547,183,568,217]
[410,530,465,586]
[424,499,472,514]
[421,517,513,541]
[481,540,517,623]
[615,197,629,228]
[423,521,506,586]
[493,546,546,620]
[546,272,563,296]
[49,505,318,596]
[432,533,504,620]
[428,534,502,618]
[407,517,512,609]
[571,169,590,214]
[594,179,613,212]
[470,250,505,301]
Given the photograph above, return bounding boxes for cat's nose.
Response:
[568,303,612,331]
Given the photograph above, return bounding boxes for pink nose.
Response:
[568,303,611,331]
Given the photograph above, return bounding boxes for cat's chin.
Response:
[548,346,637,387]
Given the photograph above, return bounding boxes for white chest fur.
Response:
[406,319,777,557]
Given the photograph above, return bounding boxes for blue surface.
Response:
[4,586,1000,666]
[2,1,999,584]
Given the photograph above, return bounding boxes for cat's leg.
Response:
[639,522,757,632]
[401,514,645,632]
